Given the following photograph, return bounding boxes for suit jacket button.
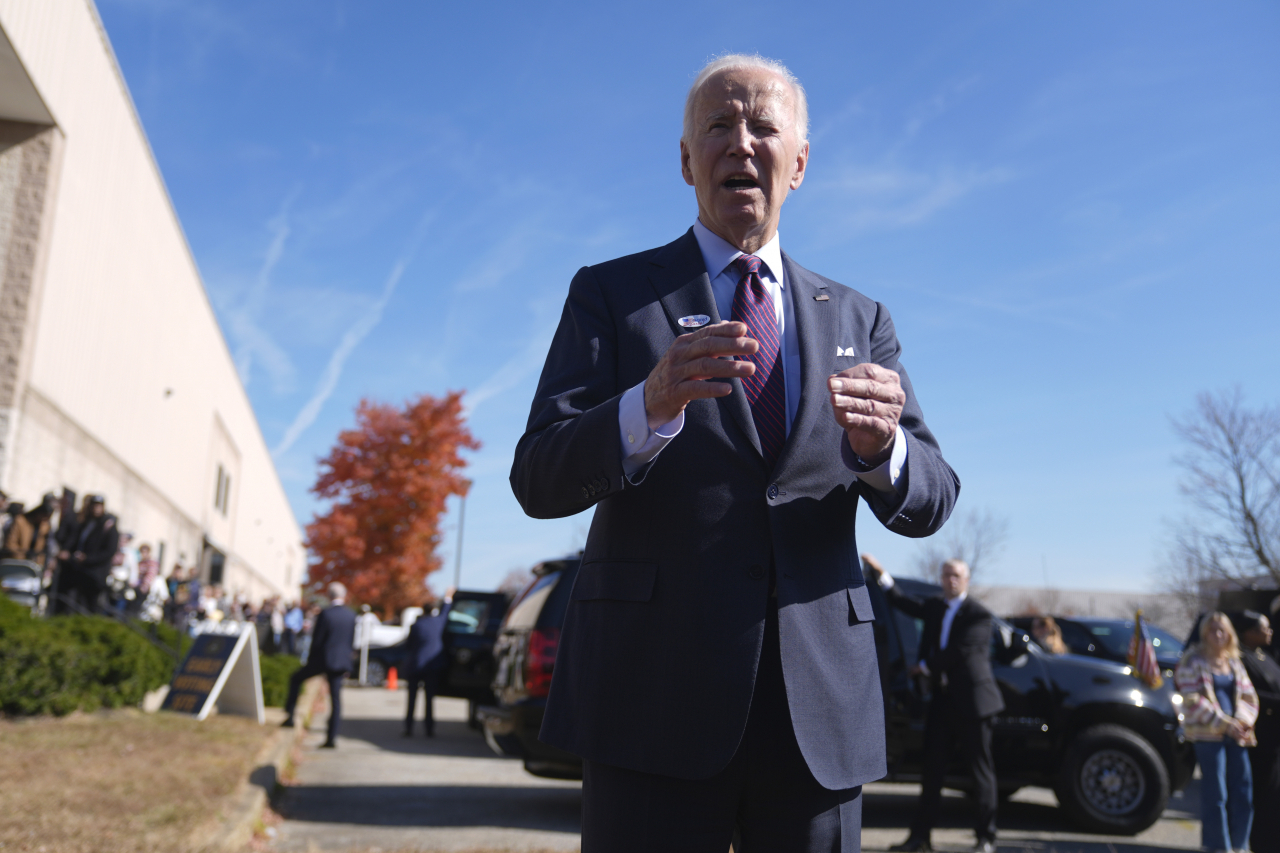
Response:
[581,487,590,498]
[747,564,765,580]
[766,483,779,500]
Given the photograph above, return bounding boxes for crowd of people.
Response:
[1,487,320,659]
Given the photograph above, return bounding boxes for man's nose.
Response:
[727,121,755,156]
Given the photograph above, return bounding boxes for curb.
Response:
[188,677,324,853]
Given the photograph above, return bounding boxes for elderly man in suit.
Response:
[864,554,1003,853]
[511,54,960,851]
[282,582,356,748]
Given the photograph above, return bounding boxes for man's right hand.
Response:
[643,321,759,431]
[861,553,885,583]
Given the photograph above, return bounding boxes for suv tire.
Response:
[1056,723,1169,835]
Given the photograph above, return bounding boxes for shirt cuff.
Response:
[878,571,895,590]
[843,425,908,495]
[619,380,684,478]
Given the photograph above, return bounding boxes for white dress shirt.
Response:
[617,221,907,493]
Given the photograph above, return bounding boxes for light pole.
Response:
[452,481,471,590]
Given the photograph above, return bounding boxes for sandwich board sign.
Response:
[161,622,265,723]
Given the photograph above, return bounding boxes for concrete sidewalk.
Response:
[268,685,581,852]
[269,684,1201,853]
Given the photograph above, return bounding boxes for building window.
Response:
[214,465,230,516]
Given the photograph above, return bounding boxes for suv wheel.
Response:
[1056,723,1169,835]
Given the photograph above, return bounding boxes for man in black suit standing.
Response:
[864,554,1003,853]
[282,582,356,748]
[403,586,454,737]
[57,495,119,615]
[512,54,959,851]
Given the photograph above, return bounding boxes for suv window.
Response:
[535,562,579,629]
[504,573,560,630]
[1057,619,1099,656]
[446,599,491,634]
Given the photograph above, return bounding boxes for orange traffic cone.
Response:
[387,667,398,690]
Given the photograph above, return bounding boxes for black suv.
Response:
[364,589,511,720]
[874,578,1194,835]
[1008,615,1184,672]
[476,556,582,778]
[480,567,1194,834]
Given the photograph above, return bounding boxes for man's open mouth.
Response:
[723,177,758,190]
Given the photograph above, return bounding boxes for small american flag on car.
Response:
[1127,609,1164,689]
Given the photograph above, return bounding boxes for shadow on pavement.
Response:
[274,783,581,833]
[863,782,1201,853]
[325,715,504,759]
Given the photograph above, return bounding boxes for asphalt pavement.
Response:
[269,685,1202,853]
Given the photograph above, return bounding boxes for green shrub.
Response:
[0,596,173,716]
[258,652,301,708]
[0,597,306,715]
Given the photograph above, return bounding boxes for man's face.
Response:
[681,67,808,250]
[940,562,969,599]
[91,503,104,518]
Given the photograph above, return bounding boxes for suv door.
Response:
[988,624,1057,783]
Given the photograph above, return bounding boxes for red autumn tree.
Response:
[305,392,478,617]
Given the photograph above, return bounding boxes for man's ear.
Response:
[680,140,695,187]
[790,140,809,191]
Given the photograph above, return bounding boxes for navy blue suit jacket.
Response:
[311,604,356,673]
[511,229,960,790]
[405,602,452,674]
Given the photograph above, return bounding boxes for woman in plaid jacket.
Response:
[1175,612,1259,852]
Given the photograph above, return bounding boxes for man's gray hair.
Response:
[328,582,347,601]
[682,54,809,144]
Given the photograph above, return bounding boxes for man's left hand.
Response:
[828,363,904,466]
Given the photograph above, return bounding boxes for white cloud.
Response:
[271,207,438,458]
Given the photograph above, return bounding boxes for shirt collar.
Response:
[944,591,968,608]
[692,219,785,288]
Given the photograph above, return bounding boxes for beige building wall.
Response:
[0,0,302,600]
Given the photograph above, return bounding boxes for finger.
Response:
[834,411,896,435]
[830,395,887,418]
[829,377,905,403]
[695,320,749,338]
[683,333,759,359]
[682,357,755,381]
[676,379,735,400]
[832,363,901,384]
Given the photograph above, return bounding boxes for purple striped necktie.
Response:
[730,254,786,468]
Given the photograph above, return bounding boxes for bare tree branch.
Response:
[1167,388,1280,589]
[911,506,1011,581]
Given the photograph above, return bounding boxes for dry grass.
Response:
[0,708,273,853]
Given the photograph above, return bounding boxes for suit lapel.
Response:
[647,230,761,460]
[776,252,837,474]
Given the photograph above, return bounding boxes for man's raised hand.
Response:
[644,321,758,431]
[829,363,904,466]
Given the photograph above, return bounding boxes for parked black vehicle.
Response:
[875,579,1194,835]
[0,559,42,611]
[1008,615,1184,672]
[476,556,581,779]
[479,569,1194,834]
[364,589,511,718]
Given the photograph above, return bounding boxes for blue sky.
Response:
[96,0,1280,594]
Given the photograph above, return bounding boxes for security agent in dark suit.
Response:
[282,582,356,748]
[403,586,454,737]
[57,495,119,615]
[864,555,1003,853]
[512,55,959,852]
